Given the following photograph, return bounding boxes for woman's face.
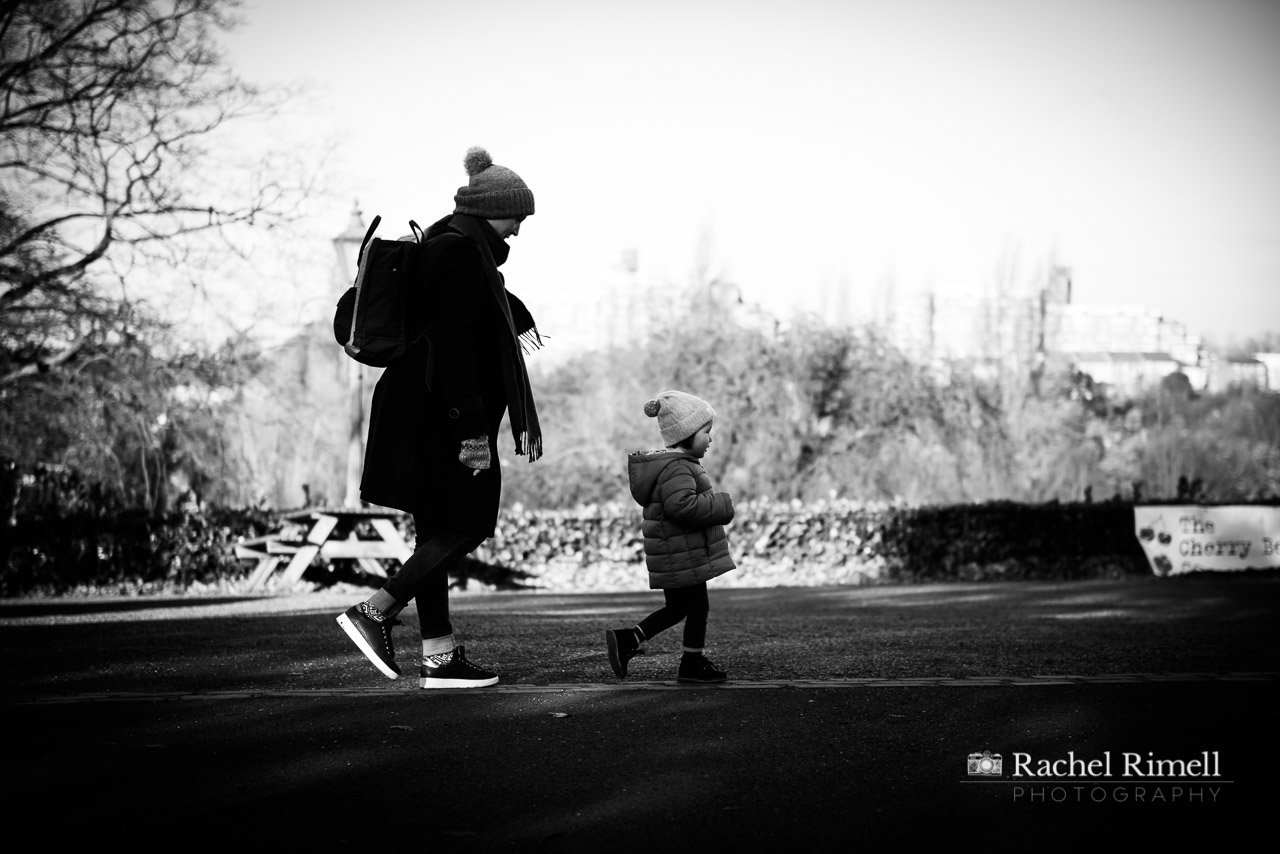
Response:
[688,421,713,458]
[488,216,525,238]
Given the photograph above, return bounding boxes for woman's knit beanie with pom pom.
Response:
[453,146,535,219]
[644,391,716,447]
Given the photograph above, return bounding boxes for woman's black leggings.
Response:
[381,517,484,639]
[637,582,709,649]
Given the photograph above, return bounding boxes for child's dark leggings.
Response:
[637,582,709,649]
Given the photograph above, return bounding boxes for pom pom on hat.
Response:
[646,390,715,447]
[454,146,535,219]
[463,146,493,177]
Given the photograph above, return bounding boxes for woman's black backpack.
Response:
[333,215,435,367]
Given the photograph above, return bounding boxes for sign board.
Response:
[1134,505,1280,576]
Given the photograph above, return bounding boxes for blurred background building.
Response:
[885,264,1280,395]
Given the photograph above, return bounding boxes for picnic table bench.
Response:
[234,506,411,591]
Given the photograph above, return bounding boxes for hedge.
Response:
[1,507,276,597]
[1,499,1153,596]
[480,500,1151,592]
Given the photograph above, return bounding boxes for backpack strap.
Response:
[420,228,468,258]
[356,214,382,265]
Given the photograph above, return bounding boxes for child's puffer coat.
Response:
[627,449,736,589]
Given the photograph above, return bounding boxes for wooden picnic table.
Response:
[234,506,411,591]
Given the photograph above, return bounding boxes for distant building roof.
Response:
[1069,351,1179,363]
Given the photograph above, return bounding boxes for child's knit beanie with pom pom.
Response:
[644,391,716,447]
[453,146,535,219]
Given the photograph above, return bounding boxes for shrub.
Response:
[3,499,1161,596]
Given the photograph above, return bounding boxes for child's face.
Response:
[688,421,713,458]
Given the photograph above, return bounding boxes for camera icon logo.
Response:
[967,751,1002,776]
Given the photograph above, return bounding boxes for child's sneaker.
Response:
[605,628,642,679]
[337,603,402,679]
[677,652,727,684]
[419,646,499,689]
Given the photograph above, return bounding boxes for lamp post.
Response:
[332,202,366,508]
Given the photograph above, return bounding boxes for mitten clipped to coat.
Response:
[459,434,490,475]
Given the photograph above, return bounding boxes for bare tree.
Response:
[0,0,312,509]
[1,0,306,382]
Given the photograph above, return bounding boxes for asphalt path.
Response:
[2,577,1277,850]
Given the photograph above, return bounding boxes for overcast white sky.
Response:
[223,0,1280,347]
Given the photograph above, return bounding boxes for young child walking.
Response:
[606,390,736,683]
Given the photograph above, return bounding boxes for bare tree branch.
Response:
[0,0,303,510]
[0,335,84,385]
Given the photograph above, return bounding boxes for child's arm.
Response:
[658,463,734,528]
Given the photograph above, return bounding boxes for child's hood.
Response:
[627,449,696,505]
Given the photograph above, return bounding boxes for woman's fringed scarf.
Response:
[448,214,543,462]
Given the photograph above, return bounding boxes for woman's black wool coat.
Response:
[357,216,513,538]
